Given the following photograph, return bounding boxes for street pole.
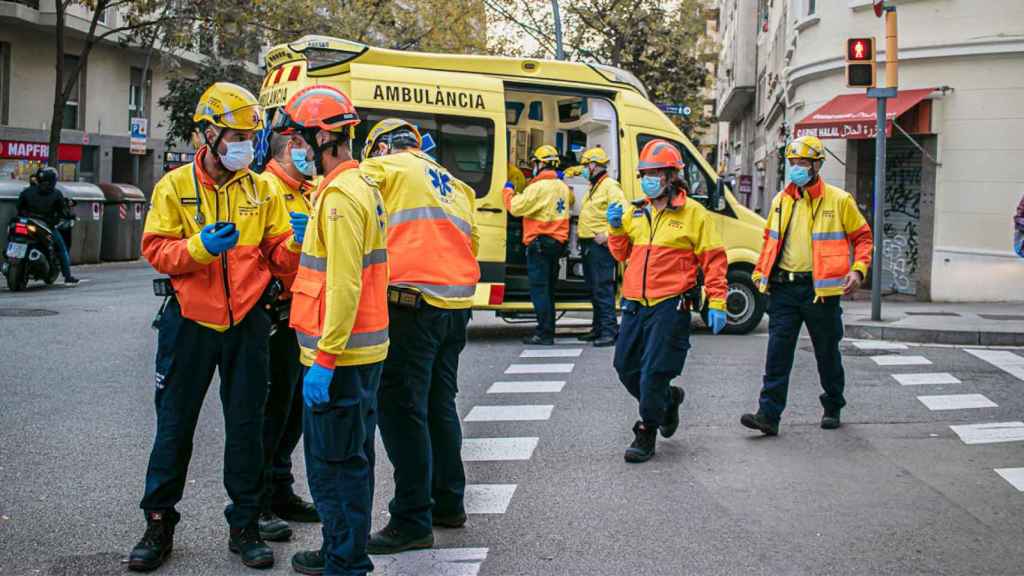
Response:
[550,0,565,60]
[868,6,898,322]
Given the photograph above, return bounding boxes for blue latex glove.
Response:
[303,364,333,407]
[290,212,309,244]
[606,202,624,228]
[708,309,728,335]
[199,223,239,255]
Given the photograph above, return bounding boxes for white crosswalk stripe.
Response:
[505,363,574,374]
[872,355,932,366]
[950,422,1024,445]
[995,468,1024,492]
[464,484,517,514]
[371,547,489,575]
[520,348,583,358]
[853,340,909,350]
[964,349,1024,382]
[917,394,997,411]
[892,373,961,386]
[464,405,554,422]
[487,380,566,394]
[462,437,539,461]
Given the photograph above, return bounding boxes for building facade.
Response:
[0,1,208,194]
[714,0,1024,302]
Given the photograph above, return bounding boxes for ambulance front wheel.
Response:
[701,268,765,335]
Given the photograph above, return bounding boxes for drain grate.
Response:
[904,311,960,317]
[978,314,1024,322]
[0,307,58,317]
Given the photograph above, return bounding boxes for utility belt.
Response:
[150,277,287,334]
[770,269,814,285]
[388,285,423,309]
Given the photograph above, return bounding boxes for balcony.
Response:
[715,3,757,122]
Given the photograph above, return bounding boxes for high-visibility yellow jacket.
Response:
[289,160,390,368]
[507,162,527,194]
[752,179,873,298]
[260,159,312,295]
[142,146,300,331]
[578,173,624,239]
[503,170,574,245]
[608,188,728,310]
[361,150,480,309]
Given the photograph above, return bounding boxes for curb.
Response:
[844,322,1024,346]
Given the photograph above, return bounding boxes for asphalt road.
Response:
[2,262,1023,576]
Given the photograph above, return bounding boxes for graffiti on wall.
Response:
[881,140,923,295]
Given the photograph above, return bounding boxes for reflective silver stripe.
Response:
[297,328,388,350]
[399,282,477,299]
[296,331,320,349]
[363,248,388,267]
[345,327,389,349]
[814,277,845,289]
[812,231,846,241]
[389,206,473,237]
[300,253,326,272]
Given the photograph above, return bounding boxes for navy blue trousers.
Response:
[142,298,270,529]
[758,282,846,422]
[262,325,304,507]
[378,304,470,538]
[581,239,618,339]
[526,236,564,339]
[613,297,691,427]
[304,362,381,576]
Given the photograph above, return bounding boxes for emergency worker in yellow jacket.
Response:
[606,139,729,464]
[359,119,480,554]
[274,85,389,576]
[503,144,574,345]
[130,82,302,572]
[254,132,319,536]
[575,147,623,347]
[741,135,873,437]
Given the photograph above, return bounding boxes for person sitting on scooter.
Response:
[17,167,78,285]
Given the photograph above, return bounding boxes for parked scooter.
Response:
[2,204,76,291]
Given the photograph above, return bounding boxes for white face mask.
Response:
[219,140,254,172]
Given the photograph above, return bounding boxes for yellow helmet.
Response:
[531,144,560,167]
[193,82,264,131]
[361,118,422,160]
[580,146,609,165]
[785,135,825,161]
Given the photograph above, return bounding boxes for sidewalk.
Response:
[842,298,1024,346]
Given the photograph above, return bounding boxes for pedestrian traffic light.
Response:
[846,37,876,88]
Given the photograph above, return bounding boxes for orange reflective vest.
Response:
[503,170,574,245]
[289,160,390,368]
[361,150,480,309]
[259,159,312,295]
[752,179,873,298]
[142,146,300,331]
[608,189,728,310]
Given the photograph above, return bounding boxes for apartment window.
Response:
[129,67,152,121]
[62,54,82,130]
[806,0,816,16]
[0,42,9,125]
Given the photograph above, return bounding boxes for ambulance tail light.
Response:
[488,284,505,306]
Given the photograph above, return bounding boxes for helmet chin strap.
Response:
[202,126,229,172]
[302,129,344,175]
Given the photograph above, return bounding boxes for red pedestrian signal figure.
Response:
[846,37,876,88]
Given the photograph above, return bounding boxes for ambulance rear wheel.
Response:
[701,268,765,335]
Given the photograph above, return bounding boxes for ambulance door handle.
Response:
[477,206,503,213]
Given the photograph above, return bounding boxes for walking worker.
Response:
[254,132,319,542]
[575,146,622,347]
[740,135,873,436]
[129,82,303,572]
[358,118,480,554]
[606,139,728,464]
[273,85,389,576]
[503,144,574,345]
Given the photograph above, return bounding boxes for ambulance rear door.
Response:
[348,63,508,307]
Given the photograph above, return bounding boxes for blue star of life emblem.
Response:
[429,168,452,198]
[556,198,566,214]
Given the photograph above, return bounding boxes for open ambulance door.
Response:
[347,63,509,308]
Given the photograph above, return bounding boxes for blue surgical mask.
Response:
[788,164,812,187]
[641,175,664,198]
[291,147,314,176]
[220,140,254,172]
[581,167,591,180]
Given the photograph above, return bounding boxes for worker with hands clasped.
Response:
[503,144,574,345]
[606,139,728,464]
[741,135,873,436]
[129,82,303,572]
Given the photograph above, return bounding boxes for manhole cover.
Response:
[978,314,1024,322]
[905,311,960,317]
[0,307,58,317]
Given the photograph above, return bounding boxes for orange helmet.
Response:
[637,139,684,172]
[272,85,360,138]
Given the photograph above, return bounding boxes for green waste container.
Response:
[58,182,105,264]
[99,183,147,261]
[0,180,26,262]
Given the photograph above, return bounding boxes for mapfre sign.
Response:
[0,140,83,162]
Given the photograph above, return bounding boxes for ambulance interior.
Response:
[503,90,620,305]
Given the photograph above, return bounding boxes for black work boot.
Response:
[432,510,467,529]
[593,334,616,348]
[740,412,779,436]
[271,492,319,523]
[128,511,177,572]
[659,386,686,438]
[258,509,292,542]
[366,524,434,555]
[64,275,80,285]
[624,421,657,463]
[291,550,325,576]
[522,334,554,346]
[229,524,274,569]
[821,409,842,430]
[577,330,598,342]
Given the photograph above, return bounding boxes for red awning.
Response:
[794,88,934,140]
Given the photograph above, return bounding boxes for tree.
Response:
[485,0,714,136]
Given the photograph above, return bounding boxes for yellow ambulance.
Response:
[259,36,768,333]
